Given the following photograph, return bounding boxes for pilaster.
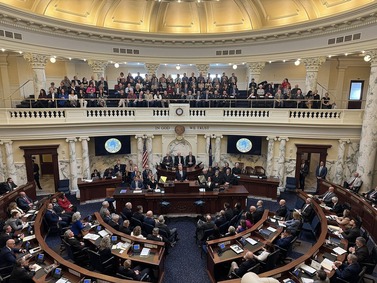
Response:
[23,53,48,98]
[87,60,108,80]
[302,56,326,93]
[66,137,78,194]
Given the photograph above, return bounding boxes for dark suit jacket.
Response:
[118,266,142,280]
[121,208,133,220]
[119,226,131,235]
[355,245,369,263]
[174,156,184,166]
[130,180,144,190]
[224,209,234,221]
[185,155,196,167]
[6,182,17,192]
[175,170,187,181]
[254,207,264,223]
[67,237,84,252]
[330,203,343,215]
[341,227,361,243]
[0,246,19,267]
[108,220,119,231]
[214,216,227,227]
[9,266,35,283]
[335,262,361,282]
[315,165,328,179]
[235,259,258,277]
[275,235,294,250]
[276,205,288,218]
[319,191,336,205]
[0,232,18,248]
[223,173,235,185]
[17,196,33,211]
[212,174,224,186]
[44,210,59,226]
[162,156,173,165]
[301,203,314,221]
[205,181,215,191]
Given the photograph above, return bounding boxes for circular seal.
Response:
[236,138,253,153]
[175,107,184,116]
[104,138,122,153]
[175,125,185,136]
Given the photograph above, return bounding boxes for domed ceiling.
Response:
[0,0,375,34]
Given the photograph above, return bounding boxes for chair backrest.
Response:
[203,228,215,241]
[130,217,142,228]
[264,249,280,271]
[158,228,168,239]
[87,249,102,271]
[294,198,305,209]
[245,166,254,175]
[58,179,69,188]
[254,166,265,176]
[356,266,367,283]
[286,177,296,185]
[116,273,133,280]
[247,263,261,274]
[354,181,363,193]
[106,187,115,198]
[218,221,230,235]
[229,214,238,227]
[62,238,74,260]
[142,222,155,236]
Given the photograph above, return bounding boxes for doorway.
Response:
[19,145,60,195]
[295,144,332,193]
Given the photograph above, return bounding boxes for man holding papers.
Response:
[332,254,361,282]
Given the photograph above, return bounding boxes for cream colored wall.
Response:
[343,66,370,108]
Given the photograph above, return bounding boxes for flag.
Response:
[142,139,148,168]
[209,139,213,167]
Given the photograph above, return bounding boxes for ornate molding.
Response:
[23,53,48,68]
[302,57,326,72]
[66,137,77,142]
[246,62,265,74]
[145,63,159,75]
[196,64,209,75]
[365,49,377,66]
[87,60,108,73]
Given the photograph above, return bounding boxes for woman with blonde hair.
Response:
[131,226,146,239]
[7,201,25,217]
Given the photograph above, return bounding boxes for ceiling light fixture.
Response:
[232,64,237,70]
[114,63,120,68]
[364,55,372,62]
[83,58,87,62]
[68,57,72,60]
[294,59,301,66]
[1,48,5,52]
[50,56,56,63]
[176,64,181,70]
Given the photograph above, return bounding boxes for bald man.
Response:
[229,251,258,278]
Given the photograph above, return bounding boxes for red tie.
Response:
[25,197,30,204]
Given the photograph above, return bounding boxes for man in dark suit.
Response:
[175,164,187,181]
[223,168,235,185]
[349,237,369,263]
[300,198,314,222]
[9,256,35,283]
[275,230,294,250]
[162,153,173,166]
[212,170,224,187]
[132,205,145,223]
[130,176,144,190]
[299,160,309,190]
[185,152,196,167]
[44,203,68,228]
[254,200,264,223]
[32,159,43,190]
[0,225,22,248]
[205,176,215,191]
[214,210,227,227]
[224,203,233,221]
[228,251,258,278]
[275,199,288,218]
[328,197,343,215]
[174,152,184,167]
[5,178,17,192]
[196,214,215,241]
[0,239,25,268]
[122,202,133,220]
[156,215,178,243]
[315,161,327,193]
[119,220,132,235]
[144,211,156,227]
[332,254,361,282]
[16,192,33,212]
[231,162,242,175]
[117,259,150,281]
[363,186,377,204]
[108,214,120,231]
[340,219,361,244]
[64,229,88,264]
[317,186,336,206]
[113,159,125,177]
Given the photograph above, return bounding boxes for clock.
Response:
[236,138,253,153]
[104,138,122,153]
[175,107,184,116]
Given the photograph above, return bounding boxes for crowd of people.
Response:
[30,72,335,109]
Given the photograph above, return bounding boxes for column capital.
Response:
[338,139,351,144]
[266,136,277,141]
[135,134,148,139]
[146,134,154,139]
[214,135,223,139]
[246,62,265,74]
[364,49,377,66]
[278,137,289,142]
[302,56,326,72]
[0,140,13,145]
[145,63,160,75]
[66,137,77,143]
[196,64,210,74]
[23,53,48,68]
[78,137,90,142]
[87,60,108,73]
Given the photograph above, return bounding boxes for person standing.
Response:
[299,160,309,190]
[315,161,327,194]
[32,159,43,190]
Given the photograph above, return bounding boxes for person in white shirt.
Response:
[343,172,362,191]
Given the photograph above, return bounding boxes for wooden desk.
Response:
[113,184,249,215]
[0,182,36,219]
[238,175,279,200]
[77,177,122,203]
[320,180,377,242]
[156,165,204,181]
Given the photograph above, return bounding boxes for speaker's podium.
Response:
[161,180,193,193]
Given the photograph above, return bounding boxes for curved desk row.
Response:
[212,190,328,283]
[34,193,166,282]
[320,180,377,242]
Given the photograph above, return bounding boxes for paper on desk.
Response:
[321,258,334,271]
[98,230,109,237]
[112,242,131,250]
[278,221,286,227]
[31,264,42,271]
[267,226,277,232]
[55,279,68,283]
[83,233,100,240]
[333,246,347,255]
[140,247,150,256]
[23,235,36,242]
[246,238,258,245]
[133,190,143,193]
[302,278,314,283]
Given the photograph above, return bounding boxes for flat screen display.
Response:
[94,136,131,156]
[227,136,262,155]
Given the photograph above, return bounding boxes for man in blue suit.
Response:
[275,229,294,250]
[332,254,361,283]
[175,164,187,181]
[0,239,25,268]
[131,176,144,190]
[16,192,33,212]
[315,161,328,194]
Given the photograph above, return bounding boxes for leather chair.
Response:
[245,166,255,175]
[254,166,265,176]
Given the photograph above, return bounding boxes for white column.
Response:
[0,143,4,182]
[334,139,348,185]
[23,53,48,98]
[204,134,212,166]
[302,57,326,94]
[79,137,91,179]
[2,140,17,184]
[66,138,78,194]
[196,64,210,77]
[346,140,359,176]
[277,137,289,187]
[214,135,223,164]
[357,50,377,192]
[145,63,160,76]
[146,135,154,169]
[135,135,144,170]
[0,54,11,108]
[266,136,277,177]
[87,60,108,80]
[246,62,265,85]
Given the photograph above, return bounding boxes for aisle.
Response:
[162,217,211,283]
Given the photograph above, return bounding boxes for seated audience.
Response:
[144,211,156,226]
[343,172,362,191]
[325,197,343,215]
[0,239,25,268]
[0,225,23,248]
[205,176,215,191]
[228,251,258,278]
[122,202,133,220]
[131,175,144,190]
[16,192,34,212]
[100,201,110,219]
[91,169,101,179]
[196,214,215,242]
[6,211,24,232]
[162,153,173,166]
[300,198,314,222]
[314,270,329,283]
[332,254,361,282]
[71,211,87,237]
[57,193,76,213]
[224,226,236,237]
[108,214,120,230]
[147,174,158,191]
[97,236,112,263]
[132,205,145,223]
[64,229,87,264]
[131,226,146,239]
[283,211,302,235]
[339,219,361,244]
[254,245,275,262]
[275,229,294,250]
[348,237,369,263]
[363,186,377,204]
[9,256,36,283]
[212,170,224,187]
[119,220,132,235]
[254,200,264,223]
[7,202,25,218]
[214,210,227,227]
[223,168,235,185]
[45,203,68,229]
[156,215,178,243]
[335,209,351,227]
[232,162,242,175]
[51,198,72,223]
[174,152,184,166]
[275,199,288,218]
[236,219,247,233]
[316,186,336,206]
[245,206,256,228]
[5,178,17,192]
[224,202,233,221]
[117,259,150,281]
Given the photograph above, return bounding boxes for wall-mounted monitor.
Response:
[227,136,262,155]
[94,136,131,156]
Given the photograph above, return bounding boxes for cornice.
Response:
[1,3,377,48]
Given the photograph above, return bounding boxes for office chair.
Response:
[275,236,298,264]
[230,263,261,278]
[61,238,88,266]
[218,221,230,235]
[142,222,155,237]
[254,166,265,176]
[229,214,238,228]
[0,265,13,282]
[57,179,70,194]
[116,272,149,281]
[259,249,280,272]
[130,217,143,229]
[87,249,115,275]
[245,166,255,175]
[300,215,320,240]
[285,177,297,193]
[336,266,367,283]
